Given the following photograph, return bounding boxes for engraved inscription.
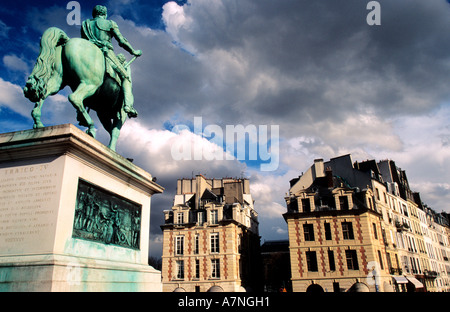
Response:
[0,164,57,247]
[73,179,142,250]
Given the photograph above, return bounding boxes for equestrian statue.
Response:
[23,5,142,151]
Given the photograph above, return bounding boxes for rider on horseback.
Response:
[81,5,141,118]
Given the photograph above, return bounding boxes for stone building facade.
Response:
[284,155,450,292]
[161,175,261,292]
[284,161,393,292]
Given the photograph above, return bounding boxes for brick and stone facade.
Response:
[284,159,395,292]
[161,175,261,292]
[284,155,450,292]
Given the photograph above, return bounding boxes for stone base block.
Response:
[0,124,164,291]
[0,254,162,292]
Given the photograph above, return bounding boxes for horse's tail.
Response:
[23,27,69,102]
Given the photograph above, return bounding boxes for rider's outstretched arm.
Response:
[111,21,142,57]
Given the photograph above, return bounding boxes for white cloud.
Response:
[3,54,29,73]
[273,226,287,235]
[162,1,193,44]
[117,119,245,178]
[0,78,31,117]
[248,171,293,218]
[0,19,10,38]
[410,182,450,214]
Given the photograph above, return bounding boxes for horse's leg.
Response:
[97,113,113,136]
[31,99,45,128]
[30,54,64,129]
[97,112,115,149]
[68,82,99,138]
[108,109,127,152]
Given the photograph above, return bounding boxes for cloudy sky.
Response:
[1,0,449,258]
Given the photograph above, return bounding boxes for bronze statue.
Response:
[23,5,142,151]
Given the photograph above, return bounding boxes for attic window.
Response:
[289,199,299,212]
[210,210,218,225]
[339,196,349,210]
[177,212,184,225]
[302,198,311,213]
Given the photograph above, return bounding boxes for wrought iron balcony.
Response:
[390,268,403,275]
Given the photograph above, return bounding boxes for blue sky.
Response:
[1,0,450,258]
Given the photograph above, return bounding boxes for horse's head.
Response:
[23,76,46,103]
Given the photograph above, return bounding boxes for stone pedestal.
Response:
[0,124,164,291]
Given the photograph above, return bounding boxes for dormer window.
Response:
[339,196,349,210]
[197,211,204,226]
[210,209,218,225]
[302,198,311,213]
[289,198,299,212]
[177,212,184,225]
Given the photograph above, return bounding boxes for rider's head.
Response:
[92,5,107,18]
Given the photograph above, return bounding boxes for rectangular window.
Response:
[373,223,378,240]
[198,212,204,226]
[194,234,199,254]
[289,199,299,212]
[339,196,349,210]
[345,250,359,270]
[377,250,384,270]
[177,212,184,225]
[412,237,417,253]
[342,222,354,240]
[302,198,311,213]
[402,256,410,273]
[175,235,184,255]
[303,224,315,241]
[407,236,412,252]
[328,250,336,271]
[410,257,416,274]
[210,233,220,253]
[415,258,421,274]
[395,254,400,269]
[386,252,392,271]
[211,259,220,278]
[324,222,332,240]
[210,210,218,225]
[195,259,200,279]
[176,260,184,279]
[306,251,318,272]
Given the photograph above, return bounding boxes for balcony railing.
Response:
[423,270,439,278]
[390,268,403,275]
[395,221,410,232]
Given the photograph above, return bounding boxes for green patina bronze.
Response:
[23,5,142,151]
[73,179,142,250]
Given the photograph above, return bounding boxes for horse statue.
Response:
[23,26,139,151]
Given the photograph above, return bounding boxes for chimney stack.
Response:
[325,167,333,188]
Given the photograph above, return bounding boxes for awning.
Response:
[392,276,408,284]
[406,276,424,288]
